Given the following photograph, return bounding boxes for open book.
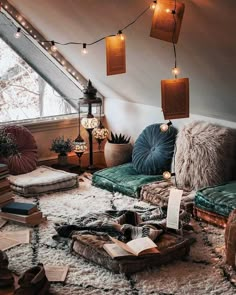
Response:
[103,236,160,259]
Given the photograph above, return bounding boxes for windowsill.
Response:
[0,113,105,133]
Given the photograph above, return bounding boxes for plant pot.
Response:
[104,142,133,167]
[58,154,68,166]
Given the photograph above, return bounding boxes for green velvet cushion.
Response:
[92,163,163,198]
[195,181,236,217]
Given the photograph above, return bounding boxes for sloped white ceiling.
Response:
[8,0,236,122]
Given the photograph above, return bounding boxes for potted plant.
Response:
[104,132,132,167]
[50,136,73,166]
[0,129,18,159]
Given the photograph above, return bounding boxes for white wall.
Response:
[105,98,236,142]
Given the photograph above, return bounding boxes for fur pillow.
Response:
[175,121,236,190]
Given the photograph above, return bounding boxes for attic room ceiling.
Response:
[6,0,236,122]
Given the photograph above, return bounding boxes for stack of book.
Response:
[0,164,14,208]
[0,202,46,226]
[0,164,46,226]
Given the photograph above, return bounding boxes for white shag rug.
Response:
[2,174,236,295]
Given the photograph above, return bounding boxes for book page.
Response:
[0,237,21,251]
[127,237,158,256]
[166,189,183,230]
[44,266,69,282]
[0,229,31,244]
[103,243,132,258]
[109,236,135,255]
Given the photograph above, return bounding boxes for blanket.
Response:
[55,206,191,243]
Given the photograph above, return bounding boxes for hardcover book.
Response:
[103,237,159,259]
[0,211,43,226]
[0,164,8,173]
[0,192,13,204]
[0,178,10,189]
[0,198,14,208]
[1,202,38,215]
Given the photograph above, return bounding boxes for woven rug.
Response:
[2,174,236,295]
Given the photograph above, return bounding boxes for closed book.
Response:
[0,211,43,225]
[0,192,13,203]
[0,198,14,208]
[0,172,9,180]
[0,164,8,173]
[0,186,11,195]
[1,202,38,215]
[0,178,10,189]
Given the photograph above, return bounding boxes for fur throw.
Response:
[175,121,236,190]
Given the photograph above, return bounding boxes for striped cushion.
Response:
[8,166,78,197]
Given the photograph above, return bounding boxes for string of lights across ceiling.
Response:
[0,0,181,78]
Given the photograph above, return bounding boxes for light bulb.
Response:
[51,41,57,52]
[160,121,172,132]
[117,30,125,41]
[14,28,21,39]
[166,8,171,13]
[150,1,157,10]
[172,67,180,76]
[163,171,172,180]
[160,123,169,132]
[81,43,88,55]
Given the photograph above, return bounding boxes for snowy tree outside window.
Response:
[0,38,77,123]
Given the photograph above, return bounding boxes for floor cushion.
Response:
[132,123,177,175]
[140,178,195,213]
[175,121,236,190]
[8,166,78,197]
[92,163,163,198]
[195,181,236,218]
[1,126,38,175]
[72,233,193,275]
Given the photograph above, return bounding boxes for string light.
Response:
[150,1,157,10]
[81,43,88,55]
[172,67,180,77]
[160,121,172,132]
[50,41,57,52]
[14,27,21,39]
[163,171,172,180]
[117,30,125,41]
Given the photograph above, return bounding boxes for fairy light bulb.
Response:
[172,67,180,77]
[166,8,171,13]
[160,121,172,132]
[50,41,57,52]
[150,1,157,10]
[81,43,88,55]
[163,171,172,180]
[14,28,21,39]
[117,30,125,41]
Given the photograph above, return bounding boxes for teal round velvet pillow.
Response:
[132,124,177,175]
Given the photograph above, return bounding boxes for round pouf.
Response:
[132,123,177,175]
[2,125,38,175]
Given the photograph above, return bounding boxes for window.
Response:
[0,38,77,123]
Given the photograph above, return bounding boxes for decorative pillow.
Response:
[132,123,177,175]
[1,125,38,175]
[175,121,236,190]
